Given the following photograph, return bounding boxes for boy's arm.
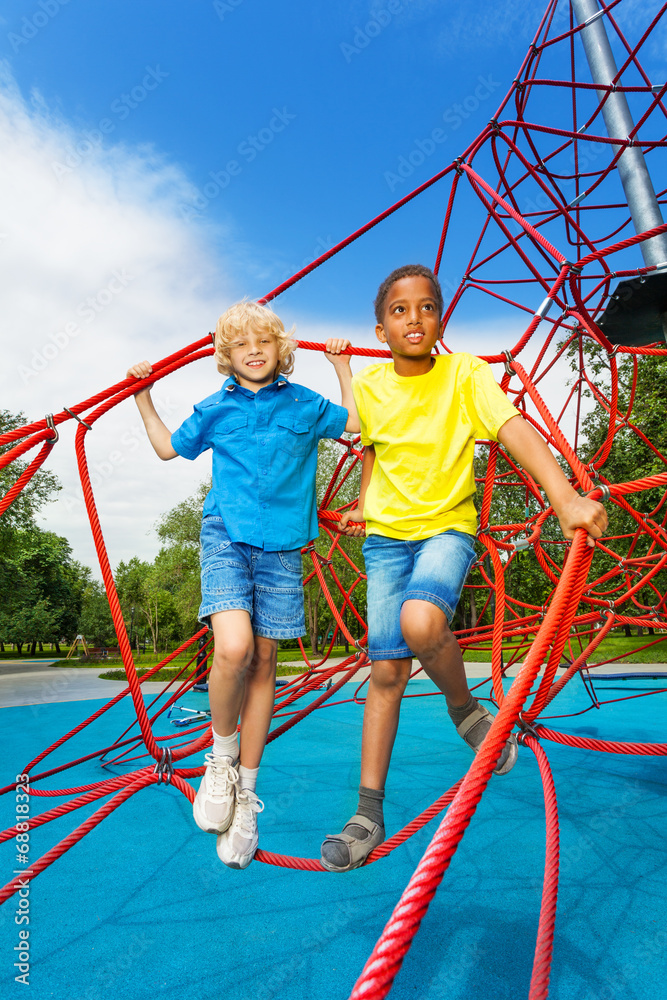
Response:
[496,415,607,547]
[324,338,360,433]
[127,362,178,461]
[339,444,375,536]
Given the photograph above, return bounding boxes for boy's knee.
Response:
[248,640,277,678]
[400,603,452,659]
[371,659,410,695]
[212,642,254,678]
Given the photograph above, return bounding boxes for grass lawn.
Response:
[96,645,354,681]
[462,632,667,665]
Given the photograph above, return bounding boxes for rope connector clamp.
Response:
[502,349,515,376]
[45,413,59,444]
[153,747,174,784]
[64,407,92,431]
[354,639,369,657]
[512,536,531,552]
[517,714,540,741]
[585,484,611,502]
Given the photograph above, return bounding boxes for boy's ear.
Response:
[375,323,387,344]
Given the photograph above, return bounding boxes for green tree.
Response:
[115,556,182,653]
[464,443,558,634]
[304,437,365,655]
[0,529,87,653]
[153,478,209,635]
[568,346,667,628]
[78,579,116,646]
[0,410,61,534]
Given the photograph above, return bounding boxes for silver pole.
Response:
[571,0,667,266]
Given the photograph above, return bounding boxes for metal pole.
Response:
[571,0,667,266]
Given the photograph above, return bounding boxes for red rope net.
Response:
[2,3,667,997]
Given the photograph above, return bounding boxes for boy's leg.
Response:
[217,545,302,869]
[322,535,414,872]
[193,609,254,836]
[216,636,277,869]
[208,609,255,736]
[321,657,410,872]
[360,656,412,791]
[400,599,470,706]
[400,605,517,774]
[238,634,278,770]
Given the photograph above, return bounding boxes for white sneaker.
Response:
[216,786,264,869]
[193,753,239,834]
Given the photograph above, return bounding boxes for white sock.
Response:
[238,765,259,792]
[211,729,239,762]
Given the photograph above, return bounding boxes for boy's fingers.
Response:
[324,338,351,355]
[127,360,152,378]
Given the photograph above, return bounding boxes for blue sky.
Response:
[1,0,551,317]
[1,0,665,570]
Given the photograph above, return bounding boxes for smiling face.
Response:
[228,330,281,391]
[375,275,442,375]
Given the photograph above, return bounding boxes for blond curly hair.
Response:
[214,300,296,378]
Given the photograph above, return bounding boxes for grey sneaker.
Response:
[456,703,518,775]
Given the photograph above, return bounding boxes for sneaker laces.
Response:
[231,788,264,842]
[203,753,238,799]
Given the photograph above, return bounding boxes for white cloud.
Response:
[0,64,234,575]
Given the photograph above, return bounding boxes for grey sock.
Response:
[447,693,477,725]
[321,786,384,870]
[357,785,385,827]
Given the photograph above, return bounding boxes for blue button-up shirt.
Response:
[171,377,348,551]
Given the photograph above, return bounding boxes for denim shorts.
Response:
[363,530,477,660]
[198,516,306,639]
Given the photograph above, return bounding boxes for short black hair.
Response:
[374,264,444,325]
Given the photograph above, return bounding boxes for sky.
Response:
[1,0,665,576]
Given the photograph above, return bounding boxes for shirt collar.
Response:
[222,376,289,394]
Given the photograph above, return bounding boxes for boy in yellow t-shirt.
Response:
[320,264,608,872]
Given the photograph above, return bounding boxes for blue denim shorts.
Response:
[198,516,306,639]
[363,530,477,660]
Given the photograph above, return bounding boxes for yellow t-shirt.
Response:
[352,353,520,540]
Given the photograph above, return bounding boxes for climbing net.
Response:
[2,2,667,997]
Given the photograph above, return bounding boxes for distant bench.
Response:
[87,647,121,660]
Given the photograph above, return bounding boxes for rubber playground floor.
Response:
[1,667,666,1000]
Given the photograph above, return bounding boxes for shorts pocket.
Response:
[275,415,313,457]
[199,516,232,561]
[278,549,303,574]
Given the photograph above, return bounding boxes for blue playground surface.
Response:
[1,674,666,1000]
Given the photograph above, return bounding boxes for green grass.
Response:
[0,650,70,660]
[96,645,354,681]
[462,633,667,665]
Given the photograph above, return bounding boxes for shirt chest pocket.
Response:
[212,415,247,451]
[275,415,313,457]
